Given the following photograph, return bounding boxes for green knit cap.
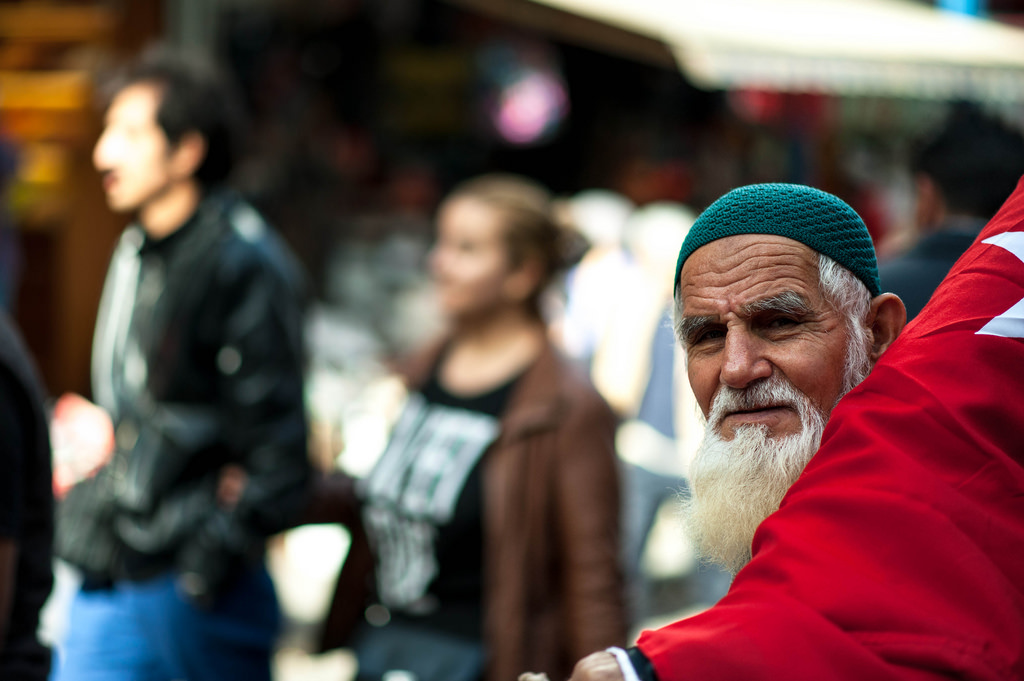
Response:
[674,183,881,297]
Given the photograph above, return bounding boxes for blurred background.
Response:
[4,0,1024,678]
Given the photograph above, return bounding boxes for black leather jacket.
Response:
[86,190,310,602]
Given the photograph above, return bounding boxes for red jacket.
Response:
[637,177,1024,681]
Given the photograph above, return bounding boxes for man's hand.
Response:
[570,652,626,681]
[518,651,625,681]
[50,392,115,498]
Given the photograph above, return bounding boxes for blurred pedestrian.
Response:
[51,46,310,681]
[305,173,627,681]
[591,202,729,624]
[0,312,53,679]
[556,189,636,366]
[880,102,1024,320]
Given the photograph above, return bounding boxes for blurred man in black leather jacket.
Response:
[52,47,310,681]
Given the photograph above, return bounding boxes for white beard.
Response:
[681,374,827,576]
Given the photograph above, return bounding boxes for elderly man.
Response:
[523,182,907,681]
[670,184,904,577]
[529,176,1024,680]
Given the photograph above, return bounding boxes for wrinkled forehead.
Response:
[678,233,821,308]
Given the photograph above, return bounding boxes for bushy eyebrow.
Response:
[740,291,812,317]
[675,291,812,346]
[676,314,716,347]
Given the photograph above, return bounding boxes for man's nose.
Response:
[720,329,772,389]
[92,128,119,171]
[92,132,110,171]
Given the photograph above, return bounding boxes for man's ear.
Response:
[170,131,206,180]
[866,293,906,361]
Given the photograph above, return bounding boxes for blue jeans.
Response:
[52,565,280,681]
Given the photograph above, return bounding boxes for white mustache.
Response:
[708,376,808,431]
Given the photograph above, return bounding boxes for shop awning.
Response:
[446,0,1024,101]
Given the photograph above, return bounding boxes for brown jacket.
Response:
[306,339,628,681]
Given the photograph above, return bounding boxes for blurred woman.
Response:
[306,174,627,681]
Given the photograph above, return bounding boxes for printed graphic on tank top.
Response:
[358,367,517,638]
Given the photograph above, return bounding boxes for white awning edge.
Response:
[523,0,1024,101]
[676,46,1024,101]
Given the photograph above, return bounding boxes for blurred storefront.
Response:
[4,0,1024,390]
[487,0,1024,101]
[440,0,1024,248]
